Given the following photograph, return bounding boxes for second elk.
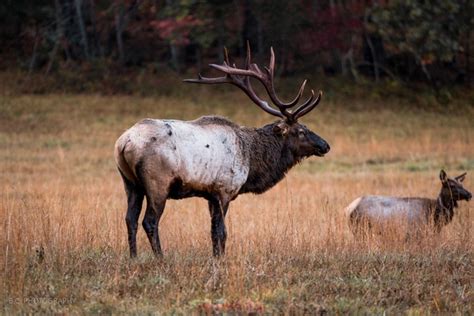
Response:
[345,170,471,238]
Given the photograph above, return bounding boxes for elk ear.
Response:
[455,172,467,183]
[273,122,289,136]
[439,170,448,183]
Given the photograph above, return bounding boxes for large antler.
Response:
[184,45,322,122]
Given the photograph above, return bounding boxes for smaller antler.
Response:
[184,44,323,122]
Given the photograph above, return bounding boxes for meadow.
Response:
[0,82,473,314]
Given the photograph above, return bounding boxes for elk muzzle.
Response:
[463,190,472,201]
[311,134,330,157]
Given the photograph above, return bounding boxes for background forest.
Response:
[1,0,473,93]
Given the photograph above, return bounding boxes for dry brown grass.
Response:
[0,91,473,314]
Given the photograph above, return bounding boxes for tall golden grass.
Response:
[0,93,473,313]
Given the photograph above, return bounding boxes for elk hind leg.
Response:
[121,173,145,258]
[142,197,166,256]
[136,158,170,257]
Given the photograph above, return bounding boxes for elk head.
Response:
[184,45,330,158]
[440,170,472,206]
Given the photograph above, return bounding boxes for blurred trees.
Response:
[370,0,473,86]
[0,0,472,86]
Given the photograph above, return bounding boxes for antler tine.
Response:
[241,75,284,118]
[269,47,275,75]
[259,47,308,110]
[284,79,307,108]
[250,63,262,74]
[292,88,315,114]
[291,90,323,121]
[224,46,230,65]
[245,41,251,69]
[184,74,228,84]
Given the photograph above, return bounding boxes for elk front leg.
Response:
[208,198,229,257]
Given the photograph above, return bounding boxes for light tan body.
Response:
[345,195,441,237]
[114,117,249,201]
[345,196,435,227]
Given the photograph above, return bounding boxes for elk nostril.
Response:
[324,143,330,153]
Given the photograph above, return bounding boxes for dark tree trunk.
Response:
[114,0,142,65]
[234,0,245,58]
[46,0,64,74]
[216,7,226,64]
[88,0,102,57]
[242,0,259,56]
[28,25,40,76]
[465,27,472,86]
[115,4,125,64]
[363,9,385,82]
[257,19,264,61]
[165,0,180,71]
[74,0,90,60]
[195,45,202,73]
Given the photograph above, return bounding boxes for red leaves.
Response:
[299,3,363,54]
[150,15,203,46]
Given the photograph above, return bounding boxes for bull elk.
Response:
[114,47,330,257]
[345,170,471,236]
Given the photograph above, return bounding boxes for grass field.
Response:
[0,86,473,314]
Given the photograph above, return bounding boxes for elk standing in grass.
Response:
[346,170,471,236]
[115,47,330,257]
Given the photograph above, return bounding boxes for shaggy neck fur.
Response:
[434,189,456,227]
[239,123,303,194]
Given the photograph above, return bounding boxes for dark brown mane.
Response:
[239,123,302,194]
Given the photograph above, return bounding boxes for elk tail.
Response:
[345,197,362,218]
[114,136,139,185]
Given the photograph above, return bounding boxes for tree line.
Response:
[0,0,472,87]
